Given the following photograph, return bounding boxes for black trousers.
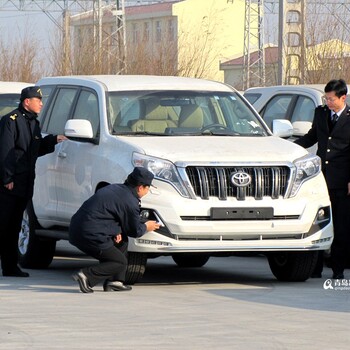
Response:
[0,192,28,273]
[80,242,129,287]
[329,189,350,274]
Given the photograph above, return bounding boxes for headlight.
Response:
[132,152,190,197]
[288,154,322,197]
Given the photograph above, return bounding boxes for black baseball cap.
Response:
[127,167,155,187]
[20,86,43,101]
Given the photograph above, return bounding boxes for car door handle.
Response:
[58,151,67,158]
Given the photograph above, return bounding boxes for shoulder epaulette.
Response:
[316,104,328,111]
[9,114,17,120]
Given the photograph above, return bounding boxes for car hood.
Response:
[119,135,308,164]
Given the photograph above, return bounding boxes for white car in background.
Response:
[244,84,350,138]
[0,81,33,118]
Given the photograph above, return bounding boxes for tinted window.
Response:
[243,93,262,105]
[261,95,294,130]
[72,90,100,138]
[44,88,78,135]
[291,96,315,123]
[0,94,20,118]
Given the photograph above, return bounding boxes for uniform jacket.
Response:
[69,183,147,251]
[0,105,57,198]
[294,104,350,190]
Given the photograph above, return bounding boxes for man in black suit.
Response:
[295,79,350,279]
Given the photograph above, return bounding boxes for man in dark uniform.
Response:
[69,167,160,293]
[0,86,66,277]
[294,79,350,279]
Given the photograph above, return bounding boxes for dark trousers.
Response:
[81,242,128,287]
[0,192,28,273]
[329,189,350,274]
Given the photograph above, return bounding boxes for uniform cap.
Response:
[20,86,43,101]
[127,167,155,187]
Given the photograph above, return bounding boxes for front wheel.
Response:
[125,252,148,285]
[267,251,318,282]
[18,201,56,269]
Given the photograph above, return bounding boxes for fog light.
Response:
[140,210,150,220]
[303,206,331,238]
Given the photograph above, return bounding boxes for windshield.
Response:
[108,90,269,136]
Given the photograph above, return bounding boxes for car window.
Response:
[261,95,294,130]
[72,90,100,138]
[108,91,268,136]
[291,96,315,123]
[0,94,21,118]
[243,93,262,105]
[43,88,78,135]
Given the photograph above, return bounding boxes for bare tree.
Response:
[0,27,45,82]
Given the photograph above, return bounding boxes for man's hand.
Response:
[4,182,14,190]
[57,135,68,143]
[347,182,350,195]
[145,220,161,232]
[114,234,122,244]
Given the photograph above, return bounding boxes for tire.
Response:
[172,253,210,268]
[18,201,56,269]
[267,251,318,282]
[125,252,148,285]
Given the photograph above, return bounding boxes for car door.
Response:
[33,86,78,223]
[55,88,101,222]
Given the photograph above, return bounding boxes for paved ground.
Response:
[0,242,349,350]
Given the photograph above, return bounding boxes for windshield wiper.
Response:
[201,130,241,136]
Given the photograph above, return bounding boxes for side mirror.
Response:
[292,121,312,136]
[64,119,93,139]
[272,119,293,138]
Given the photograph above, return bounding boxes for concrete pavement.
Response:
[0,242,349,349]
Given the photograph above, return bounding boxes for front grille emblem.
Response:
[230,171,251,187]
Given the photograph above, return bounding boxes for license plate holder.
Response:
[210,207,274,220]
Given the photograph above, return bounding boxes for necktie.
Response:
[332,113,338,125]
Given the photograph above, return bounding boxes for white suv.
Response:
[19,75,333,283]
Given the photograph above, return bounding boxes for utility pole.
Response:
[243,0,265,89]
[277,0,305,84]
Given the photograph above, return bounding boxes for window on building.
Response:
[168,19,175,41]
[155,21,162,42]
[132,23,139,44]
[144,22,150,42]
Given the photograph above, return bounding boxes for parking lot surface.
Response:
[1,242,349,350]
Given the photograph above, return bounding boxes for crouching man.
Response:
[69,167,160,293]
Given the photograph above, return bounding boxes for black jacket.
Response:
[69,183,147,251]
[0,105,57,198]
[294,104,350,190]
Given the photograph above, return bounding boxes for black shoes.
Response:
[103,280,132,292]
[310,273,322,278]
[72,271,94,293]
[3,267,29,277]
[332,273,344,279]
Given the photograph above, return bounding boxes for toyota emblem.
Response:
[230,171,252,187]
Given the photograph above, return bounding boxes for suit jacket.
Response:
[294,104,350,190]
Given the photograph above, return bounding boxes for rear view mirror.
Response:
[64,119,93,139]
[272,119,293,138]
[292,121,312,136]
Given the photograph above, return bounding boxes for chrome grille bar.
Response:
[186,166,290,200]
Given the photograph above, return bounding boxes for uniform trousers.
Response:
[80,242,128,287]
[329,189,350,275]
[0,192,28,273]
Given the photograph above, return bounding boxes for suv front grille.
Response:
[186,166,290,200]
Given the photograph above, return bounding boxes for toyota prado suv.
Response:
[19,75,333,283]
